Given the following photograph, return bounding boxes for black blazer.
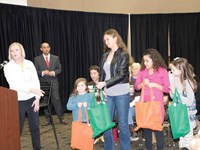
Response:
[99,48,129,88]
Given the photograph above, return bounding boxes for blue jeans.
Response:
[103,93,130,150]
[128,106,135,125]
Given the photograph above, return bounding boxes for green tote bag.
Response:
[168,89,190,139]
[87,87,115,138]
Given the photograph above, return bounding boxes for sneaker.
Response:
[100,136,104,142]
[130,132,139,141]
[94,135,104,144]
[130,136,139,141]
[94,138,99,144]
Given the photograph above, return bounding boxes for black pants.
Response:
[18,97,41,150]
[144,129,164,150]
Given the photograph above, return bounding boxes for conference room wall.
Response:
[27,0,200,14]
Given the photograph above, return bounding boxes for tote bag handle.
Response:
[140,81,154,102]
[77,106,90,125]
[172,89,183,104]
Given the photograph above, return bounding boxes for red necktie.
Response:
[45,56,49,67]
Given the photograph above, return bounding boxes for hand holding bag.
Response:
[168,89,190,139]
[87,87,115,138]
[71,105,94,150]
[134,82,163,131]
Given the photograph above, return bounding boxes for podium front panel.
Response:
[0,86,20,150]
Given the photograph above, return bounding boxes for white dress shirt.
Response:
[42,54,55,76]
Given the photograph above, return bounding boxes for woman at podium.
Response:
[3,42,44,150]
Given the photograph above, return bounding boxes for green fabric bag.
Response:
[87,87,115,138]
[168,89,190,139]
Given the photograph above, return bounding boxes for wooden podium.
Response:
[0,86,20,150]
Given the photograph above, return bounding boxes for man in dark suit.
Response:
[34,42,67,125]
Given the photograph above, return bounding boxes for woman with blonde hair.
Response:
[129,62,141,82]
[128,62,141,141]
[4,42,44,150]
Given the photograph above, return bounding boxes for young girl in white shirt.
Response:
[169,57,197,149]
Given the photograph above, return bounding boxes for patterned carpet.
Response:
[21,112,179,150]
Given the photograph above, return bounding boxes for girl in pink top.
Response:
[134,48,170,150]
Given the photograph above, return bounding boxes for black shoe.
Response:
[181,148,189,150]
[60,119,67,125]
[59,116,67,125]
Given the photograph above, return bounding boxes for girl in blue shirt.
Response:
[67,78,92,122]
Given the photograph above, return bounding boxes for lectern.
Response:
[0,86,20,150]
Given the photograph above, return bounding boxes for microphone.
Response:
[0,61,8,69]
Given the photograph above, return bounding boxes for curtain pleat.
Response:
[130,14,169,64]
[169,13,200,78]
